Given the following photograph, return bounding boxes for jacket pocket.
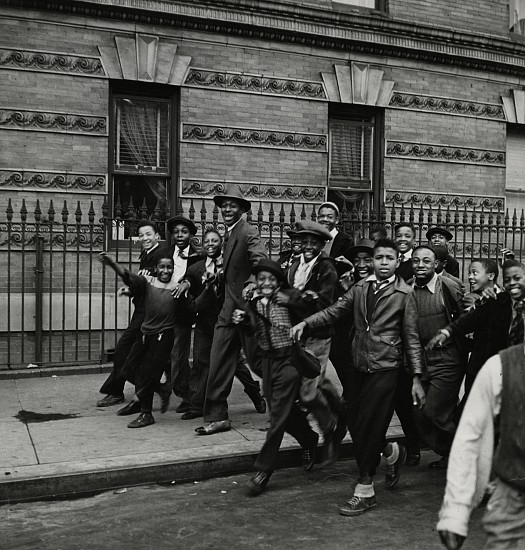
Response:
[369,334,402,369]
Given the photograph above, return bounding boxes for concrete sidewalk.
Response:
[0,367,403,504]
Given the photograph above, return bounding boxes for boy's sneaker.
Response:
[385,444,406,489]
[338,495,377,516]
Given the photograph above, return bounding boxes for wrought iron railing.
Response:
[1,197,523,369]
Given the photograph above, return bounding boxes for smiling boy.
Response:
[292,239,420,515]
[99,253,179,428]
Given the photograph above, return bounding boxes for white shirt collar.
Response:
[144,243,159,255]
[413,272,439,293]
[400,248,413,260]
[300,252,321,266]
[205,255,222,267]
[366,273,396,285]
[225,218,242,233]
[329,227,338,239]
[175,245,190,257]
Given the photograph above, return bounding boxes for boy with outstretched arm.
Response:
[99,252,177,428]
[233,259,319,495]
[291,239,421,516]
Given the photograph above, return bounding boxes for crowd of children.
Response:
[96,197,525,548]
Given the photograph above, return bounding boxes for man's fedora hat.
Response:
[251,259,285,282]
[426,226,453,242]
[295,220,332,242]
[166,216,197,235]
[348,238,375,259]
[213,187,251,212]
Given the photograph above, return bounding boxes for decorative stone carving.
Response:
[98,34,191,85]
[321,62,394,106]
[181,179,325,202]
[0,110,107,135]
[0,48,104,76]
[184,69,327,100]
[385,190,505,210]
[502,89,525,124]
[385,141,505,166]
[181,124,327,152]
[389,92,506,121]
[0,171,106,193]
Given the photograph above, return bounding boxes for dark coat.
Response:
[286,253,338,338]
[396,258,414,283]
[445,291,513,377]
[304,275,420,372]
[220,218,268,326]
[184,258,222,334]
[444,255,460,278]
[329,230,354,259]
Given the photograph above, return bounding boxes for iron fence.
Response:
[1,196,524,369]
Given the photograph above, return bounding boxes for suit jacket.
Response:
[286,253,338,339]
[329,230,354,259]
[220,218,267,326]
[444,254,460,278]
[445,292,513,376]
[184,258,222,334]
[304,275,420,373]
[396,258,414,283]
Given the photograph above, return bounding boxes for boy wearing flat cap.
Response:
[427,227,460,279]
[155,216,201,413]
[280,220,343,465]
[233,259,319,495]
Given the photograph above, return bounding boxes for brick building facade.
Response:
[2,0,525,367]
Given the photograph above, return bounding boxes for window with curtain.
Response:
[329,116,374,191]
[112,95,171,222]
[510,0,525,34]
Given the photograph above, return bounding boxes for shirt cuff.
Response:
[436,504,470,538]
[440,328,451,338]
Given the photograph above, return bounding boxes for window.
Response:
[328,107,382,213]
[505,124,525,212]
[332,0,386,11]
[510,0,525,34]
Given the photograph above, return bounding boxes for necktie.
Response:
[373,280,390,293]
[509,301,525,346]
[400,253,406,262]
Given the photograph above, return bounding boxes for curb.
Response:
[0,364,112,380]
[0,437,405,505]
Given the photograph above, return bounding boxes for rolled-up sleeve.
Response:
[436,355,502,537]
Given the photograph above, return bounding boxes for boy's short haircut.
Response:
[203,228,222,241]
[413,244,438,260]
[370,225,388,239]
[156,255,174,266]
[373,238,399,257]
[136,220,158,234]
[393,222,416,236]
[471,258,499,280]
[502,259,525,272]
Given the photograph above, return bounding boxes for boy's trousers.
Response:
[347,368,399,478]
[254,350,318,473]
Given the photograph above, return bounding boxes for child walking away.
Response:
[99,252,177,428]
[233,259,319,495]
[291,239,421,516]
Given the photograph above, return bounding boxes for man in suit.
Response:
[155,216,201,413]
[427,227,460,278]
[196,188,268,435]
[394,222,416,283]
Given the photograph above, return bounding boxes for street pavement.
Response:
[0,365,402,503]
[1,451,485,550]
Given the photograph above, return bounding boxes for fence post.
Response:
[34,233,44,365]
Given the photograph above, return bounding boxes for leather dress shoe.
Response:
[405,452,421,467]
[181,411,203,420]
[127,412,155,428]
[195,420,231,435]
[246,471,272,495]
[302,446,317,472]
[385,443,406,489]
[97,394,124,407]
[429,456,449,470]
[117,400,141,416]
[248,393,266,414]
[176,401,191,413]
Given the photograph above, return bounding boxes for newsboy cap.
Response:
[251,259,285,282]
[295,220,332,242]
